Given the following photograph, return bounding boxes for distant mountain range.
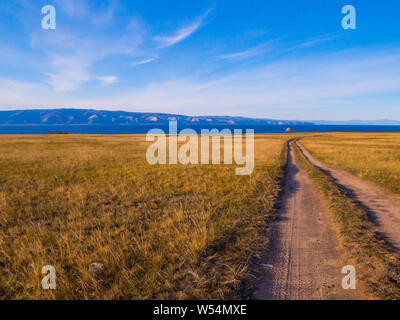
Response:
[0,109,398,126]
[0,109,313,126]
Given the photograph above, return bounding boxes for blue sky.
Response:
[0,0,400,120]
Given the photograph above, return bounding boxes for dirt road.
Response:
[297,142,400,253]
[255,144,361,300]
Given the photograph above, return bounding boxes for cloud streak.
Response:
[131,57,158,66]
[218,43,271,61]
[153,10,210,47]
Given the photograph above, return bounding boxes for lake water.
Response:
[1,124,400,134]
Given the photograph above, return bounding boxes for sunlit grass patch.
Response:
[301,133,400,197]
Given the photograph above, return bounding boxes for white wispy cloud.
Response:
[217,36,333,62]
[131,57,158,66]
[30,31,96,91]
[218,43,271,61]
[29,13,144,91]
[46,56,91,91]
[154,22,201,47]
[2,3,212,94]
[287,35,336,51]
[97,76,118,84]
[9,1,147,92]
[217,35,334,62]
[153,10,210,48]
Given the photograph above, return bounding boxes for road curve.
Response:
[297,141,400,254]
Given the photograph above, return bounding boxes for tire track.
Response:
[255,143,362,300]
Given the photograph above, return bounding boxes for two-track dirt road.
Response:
[254,143,362,300]
[297,142,400,254]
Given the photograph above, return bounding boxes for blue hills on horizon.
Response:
[0,109,399,126]
[0,109,312,126]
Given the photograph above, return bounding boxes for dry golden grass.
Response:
[301,133,400,197]
[0,134,288,300]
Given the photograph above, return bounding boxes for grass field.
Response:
[301,133,400,197]
[0,134,289,299]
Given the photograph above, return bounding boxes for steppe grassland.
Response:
[0,134,288,299]
[301,133,400,197]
